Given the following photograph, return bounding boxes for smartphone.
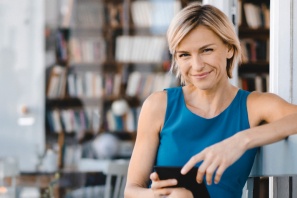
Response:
[154,166,210,198]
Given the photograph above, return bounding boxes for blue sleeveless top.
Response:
[155,86,258,198]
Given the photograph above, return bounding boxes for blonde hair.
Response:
[167,2,242,84]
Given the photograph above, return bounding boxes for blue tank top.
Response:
[155,86,258,198]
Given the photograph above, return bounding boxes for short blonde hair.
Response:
[167,2,242,84]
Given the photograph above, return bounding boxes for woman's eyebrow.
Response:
[176,43,215,53]
[199,43,215,49]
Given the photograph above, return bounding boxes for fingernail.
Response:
[181,169,186,174]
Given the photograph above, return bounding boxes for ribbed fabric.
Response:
[155,86,258,198]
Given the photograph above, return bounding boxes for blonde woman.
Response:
[125,2,297,198]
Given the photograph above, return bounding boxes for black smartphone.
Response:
[154,166,210,198]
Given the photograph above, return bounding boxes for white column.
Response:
[269,0,297,197]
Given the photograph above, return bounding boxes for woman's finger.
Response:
[195,157,212,184]
[150,177,177,190]
[205,160,220,185]
[214,164,227,184]
[181,153,204,175]
[150,172,160,181]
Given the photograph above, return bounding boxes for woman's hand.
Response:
[150,172,178,197]
[150,172,193,198]
[167,188,194,198]
[181,133,247,185]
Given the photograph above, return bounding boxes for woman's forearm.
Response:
[239,113,297,150]
[125,185,154,198]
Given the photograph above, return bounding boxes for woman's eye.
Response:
[203,48,213,53]
[178,53,189,58]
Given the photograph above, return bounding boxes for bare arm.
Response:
[181,92,297,185]
[125,91,195,198]
[124,91,166,198]
[240,91,297,148]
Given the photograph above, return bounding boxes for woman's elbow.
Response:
[124,184,133,198]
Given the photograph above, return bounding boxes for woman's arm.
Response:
[124,91,167,198]
[125,91,195,198]
[181,92,297,185]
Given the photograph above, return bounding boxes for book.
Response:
[244,3,262,29]
[61,0,74,28]
[51,109,63,133]
[47,65,67,99]
[255,75,263,92]
[126,72,142,97]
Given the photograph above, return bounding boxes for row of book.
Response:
[239,2,270,29]
[47,68,178,100]
[131,1,181,31]
[69,37,106,64]
[67,72,122,98]
[240,38,269,63]
[47,65,123,99]
[62,0,124,29]
[60,0,183,30]
[115,35,167,63]
[238,74,269,92]
[104,107,141,133]
[61,0,105,29]
[126,71,178,101]
[47,107,101,134]
[61,0,126,29]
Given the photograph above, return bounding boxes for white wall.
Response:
[0,0,45,172]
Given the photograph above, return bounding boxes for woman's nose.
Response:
[191,55,204,70]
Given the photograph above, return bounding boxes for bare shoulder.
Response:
[143,90,167,110]
[247,91,297,125]
[248,91,286,103]
[139,90,167,131]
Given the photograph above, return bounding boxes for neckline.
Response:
[180,87,240,120]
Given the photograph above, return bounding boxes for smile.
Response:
[192,71,211,79]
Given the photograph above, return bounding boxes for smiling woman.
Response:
[175,25,234,91]
[167,3,241,85]
[124,2,297,198]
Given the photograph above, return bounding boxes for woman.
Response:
[125,2,297,198]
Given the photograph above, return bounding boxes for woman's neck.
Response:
[183,84,238,118]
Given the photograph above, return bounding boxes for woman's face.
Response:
[175,25,233,90]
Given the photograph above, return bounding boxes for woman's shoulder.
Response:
[247,91,297,124]
[248,91,285,103]
[247,91,285,111]
[142,90,167,112]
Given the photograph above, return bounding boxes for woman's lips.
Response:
[193,71,211,79]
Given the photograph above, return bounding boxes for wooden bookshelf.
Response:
[238,0,270,92]
[238,1,270,197]
[45,0,199,172]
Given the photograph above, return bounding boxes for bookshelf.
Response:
[237,1,270,197]
[45,0,200,170]
[237,0,270,92]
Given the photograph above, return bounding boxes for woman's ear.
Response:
[226,45,234,59]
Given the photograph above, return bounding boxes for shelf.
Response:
[45,0,195,171]
[46,98,101,108]
[239,27,269,39]
[238,62,269,75]
[104,131,136,141]
[46,98,84,107]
